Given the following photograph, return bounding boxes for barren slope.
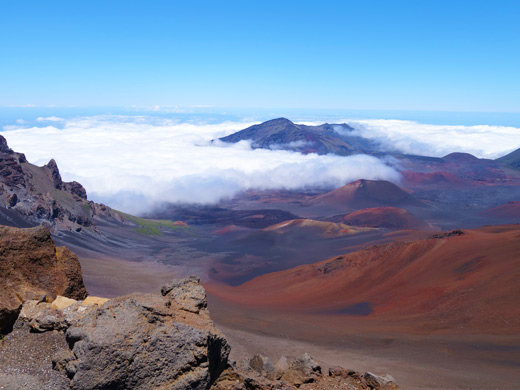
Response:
[208,224,520,334]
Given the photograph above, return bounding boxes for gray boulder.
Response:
[161,274,207,313]
[280,353,322,385]
[55,277,230,390]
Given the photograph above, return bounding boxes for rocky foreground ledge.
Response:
[0,226,398,390]
[1,277,399,390]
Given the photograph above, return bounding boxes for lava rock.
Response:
[0,226,87,334]
[161,274,208,313]
[45,159,63,190]
[7,193,18,207]
[55,277,230,390]
[280,353,322,386]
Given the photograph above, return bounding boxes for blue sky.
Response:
[1,0,519,112]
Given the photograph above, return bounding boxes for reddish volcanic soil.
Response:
[205,224,520,389]
[307,179,425,214]
[342,207,431,230]
[206,224,520,334]
[212,224,251,235]
[482,201,520,219]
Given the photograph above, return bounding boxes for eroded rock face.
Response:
[0,134,123,233]
[63,181,87,200]
[45,159,63,190]
[0,225,87,333]
[55,277,230,390]
[0,135,13,154]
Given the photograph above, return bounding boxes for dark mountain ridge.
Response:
[218,117,376,155]
[496,147,520,169]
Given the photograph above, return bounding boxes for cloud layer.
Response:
[344,119,520,159]
[1,116,400,214]
[5,115,517,215]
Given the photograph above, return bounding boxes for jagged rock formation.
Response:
[0,225,87,334]
[212,353,399,390]
[0,134,122,233]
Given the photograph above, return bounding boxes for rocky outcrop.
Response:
[45,159,63,190]
[430,229,464,239]
[0,149,26,188]
[0,135,13,154]
[3,275,399,390]
[51,276,230,390]
[0,225,87,333]
[0,134,122,233]
[7,193,18,208]
[212,354,399,390]
[63,181,87,199]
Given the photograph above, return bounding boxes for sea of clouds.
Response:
[2,115,518,214]
[0,115,399,214]
[341,119,520,159]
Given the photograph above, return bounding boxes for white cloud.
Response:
[343,119,520,159]
[147,105,188,113]
[268,140,313,150]
[36,116,65,122]
[1,115,400,215]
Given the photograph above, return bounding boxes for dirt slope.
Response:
[207,224,520,334]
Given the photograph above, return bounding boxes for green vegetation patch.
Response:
[114,210,192,236]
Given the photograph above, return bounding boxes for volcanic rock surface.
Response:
[211,353,399,390]
[0,273,389,390]
[0,135,122,233]
[0,225,87,333]
[54,276,230,390]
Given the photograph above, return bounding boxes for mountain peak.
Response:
[0,135,13,154]
[310,179,425,210]
[266,117,293,124]
[218,118,364,156]
[442,152,480,162]
[45,159,63,190]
